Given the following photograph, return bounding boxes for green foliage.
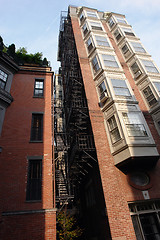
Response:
[0,36,48,66]
[57,211,83,240]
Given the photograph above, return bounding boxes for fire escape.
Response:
[55,11,98,210]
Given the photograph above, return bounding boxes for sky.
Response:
[0,0,160,72]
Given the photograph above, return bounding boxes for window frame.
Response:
[30,113,43,142]
[94,35,110,47]
[90,21,103,31]
[102,54,119,68]
[114,29,122,42]
[122,112,148,137]
[129,201,160,240]
[34,79,44,97]
[86,36,94,53]
[86,11,98,19]
[91,55,101,74]
[142,60,159,73]
[115,16,127,24]
[143,85,157,107]
[131,62,142,79]
[108,17,115,28]
[0,69,8,90]
[107,115,121,144]
[26,159,42,201]
[82,22,89,36]
[130,41,146,53]
[122,27,135,37]
[97,80,108,102]
[111,78,131,98]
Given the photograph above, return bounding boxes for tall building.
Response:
[0,51,56,240]
[56,5,160,240]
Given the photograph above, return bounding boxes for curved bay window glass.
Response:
[122,112,147,137]
[131,42,146,53]
[90,21,103,31]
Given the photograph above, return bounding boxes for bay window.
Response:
[108,115,121,143]
[111,79,131,97]
[102,54,119,68]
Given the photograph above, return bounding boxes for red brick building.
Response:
[56,6,160,240]
[0,52,56,240]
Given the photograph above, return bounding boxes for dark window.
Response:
[0,69,8,89]
[143,86,157,106]
[82,23,88,36]
[92,55,100,73]
[131,62,142,79]
[86,37,94,52]
[129,201,160,240]
[30,114,43,141]
[114,29,122,41]
[34,79,44,97]
[108,17,115,28]
[26,160,42,201]
[108,115,121,143]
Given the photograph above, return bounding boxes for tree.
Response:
[57,211,83,240]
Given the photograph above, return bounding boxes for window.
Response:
[34,79,44,97]
[58,76,62,85]
[90,21,103,31]
[154,82,160,93]
[92,55,100,73]
[102,54,119,68]
[129,201,160,240]
[111,79,131,97]
[86,11,97,18]
[95,35,110,47]
[86,37,94,52]
[122,27,135,36]
[143,86,157,106]
[108,17,115,28]
[82,23,89,36]
[98,81,108,102]
[131,62,142,79]
[80,13,84,22]
[30,114,43,141]
[131,42,146,53]
[122,112,147,137]
[114,29,122,41]
[108,115,121,143]
[0,69,8,89]
[142,60,159,73]
[115,16,127,24]
[26,160,42,201]
[122,44,131,58]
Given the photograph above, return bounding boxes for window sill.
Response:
[29,140,43,143]
[33,96,44,99]
[25,200,42,203]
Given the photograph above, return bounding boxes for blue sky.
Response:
[1,0,160,71]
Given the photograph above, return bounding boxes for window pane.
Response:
[26,160,42,201]
[111,79,131,97]
[154,82,160,93]
[34,80,44,97]
[87,37,94,52]
[123,112,147,137]
[140,214,160,240]
[86,11,97,18]
[31,114,43,141]
[122,28,135,36]
[0,69,8,89]
[108,18,115,28]
[116,16,127,24]
[102,55,119,68]
[108,116,121,143]
[142,60,159,73]
[98,81,106,94]
[143,86,157,106]
[131,215,143,240]
[92,56,100,73]
[91,22,103,30]
[131,42,146,53]
[95,35,110,47]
